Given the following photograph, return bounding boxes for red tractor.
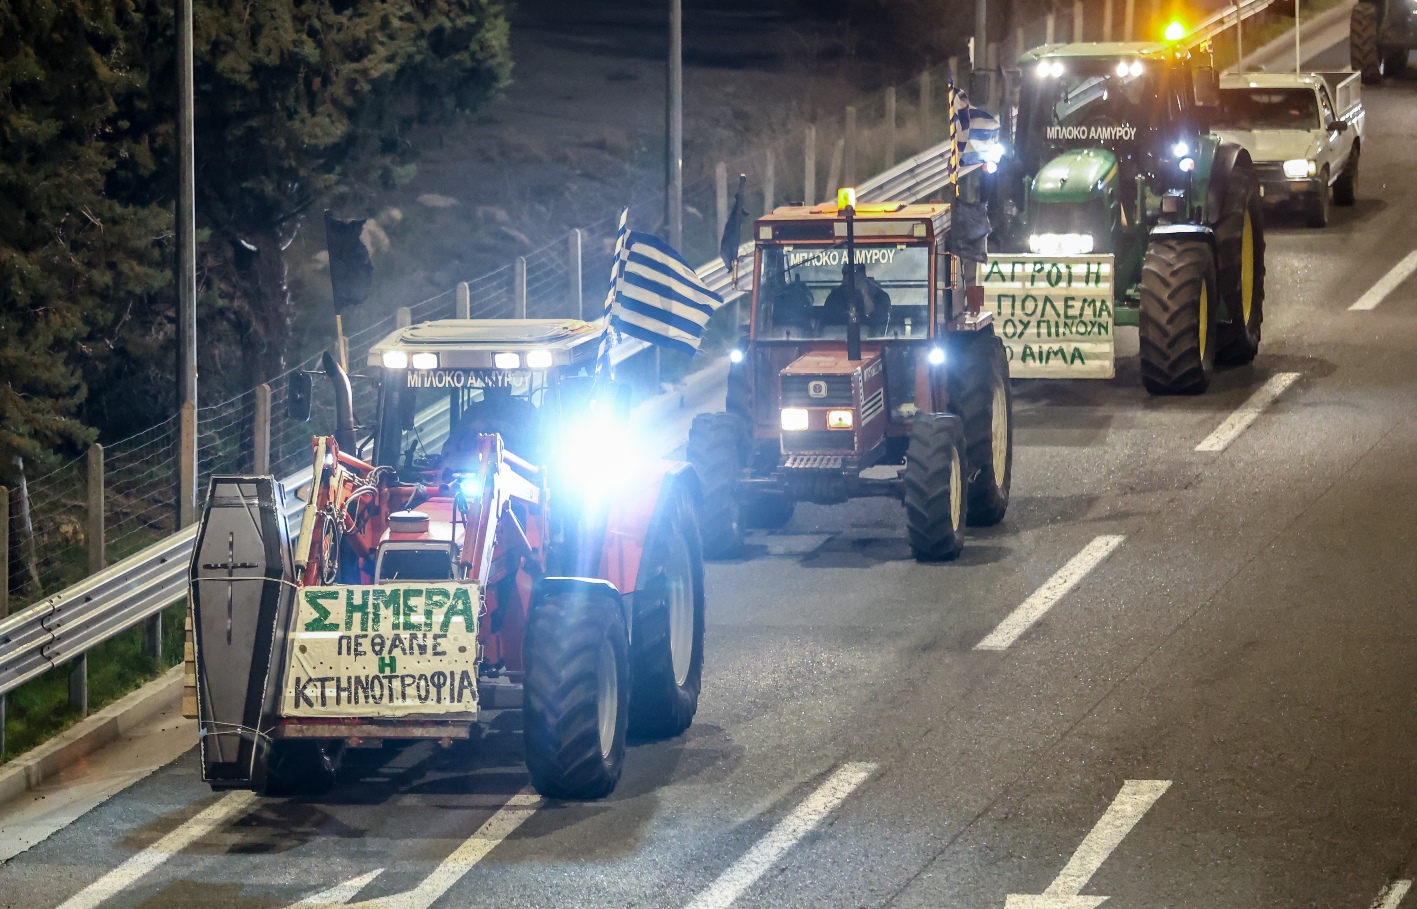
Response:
[188,319,705,799]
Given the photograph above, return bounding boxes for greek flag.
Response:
[601,219,724,358]
[949,85,1002,180]
[595,209,630,375]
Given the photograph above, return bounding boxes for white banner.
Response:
[980,254,1116,380]
[281,583,481,718]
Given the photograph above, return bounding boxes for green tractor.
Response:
[1350,0,1414,83]
[992,40,1265,394]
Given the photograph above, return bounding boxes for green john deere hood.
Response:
[1031,149,1119,204]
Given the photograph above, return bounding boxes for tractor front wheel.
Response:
[628,481,705,740]
[1215,157,1266,366]
[687,413,747,559]
[947,332,1013,526]
[1139,237,1218,395]
[524,589,630,800]
[903,413,968,562]
[1353,2,1381,83]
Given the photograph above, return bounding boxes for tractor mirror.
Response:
[1327,119,1348,133]
[287,372,312,422]
[1193,66,1220,107]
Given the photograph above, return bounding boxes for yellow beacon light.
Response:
[837,187,857,210]
[1164,20,1186,41]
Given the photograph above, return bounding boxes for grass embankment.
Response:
[1,601,186,764]
[1213,0,1350,72]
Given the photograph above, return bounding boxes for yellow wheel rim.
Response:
[1240,210,1255,325]
[1199,280,1209,360]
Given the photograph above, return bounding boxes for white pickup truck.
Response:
[1211,72,1364,228]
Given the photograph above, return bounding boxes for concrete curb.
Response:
[0,666,182,808]
[1240,0,1356,70]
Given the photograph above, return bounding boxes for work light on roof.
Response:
[1164,20,1186,41]
[411,352,439,370]
[1037,60,1065,78]
[525,349,553,369]
[493,352,521,370]
[382,351,409,369]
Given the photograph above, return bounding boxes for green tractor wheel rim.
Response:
[1241,210,1255,325]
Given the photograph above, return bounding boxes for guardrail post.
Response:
[1125,0,1135,40]
[1015,25,1025,57]
[514,258,527,318]
[146,609,163,664]
[178,401,196,529]
[804,125,816,205]
[920,71,932,146]
[764,149,776,215]
[826,139,844,199]
[1046,11,1056,43]
[69,654,88,717]
[397,306,412,328]
[568,230,584,320]
[253,384,271,475]
[0,486,8,620]
[884,87,897,169]
[715,161,729,241]
[1073,0,1084,40]
[1,694,6,758]
[456,281,471,319]
[1104,0,1115,40]
[844,106,857,186]
[87,444,104,576]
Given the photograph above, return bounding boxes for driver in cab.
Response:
[823,262,891,334]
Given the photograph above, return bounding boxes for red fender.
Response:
[598,459,695,599]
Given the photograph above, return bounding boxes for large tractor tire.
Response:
[1334,144,1360,206]
[1353,2,1381,84]
[1308,168,1332,228]
[1139,237,1218,395]
[524,588,630,800]
[255,740,343,797]
[627,481,705,740]
[1214,159,1266,366]
[903,413,968,562]
[946,331,1013,526]
[686,412,747,559]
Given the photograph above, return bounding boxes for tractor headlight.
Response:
[1283,158,1317,179]
[780,408,809,432]
[1028,232,1095,256]
[827,410,854,430]
[927,347,946,366]
[382,351,409,369]
[410,352,439,370]
[729,348,745,364]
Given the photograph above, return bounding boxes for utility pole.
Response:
[176,0,198,528]
[666,0,684,251]
[975,0,987,75]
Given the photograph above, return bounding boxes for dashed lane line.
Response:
[683,762,876,909]
[1372,880,1413,909]
[1194,372,1301,453]
[54,790,258,909]
[1350,251,1417,311]
[975,535,1127,652]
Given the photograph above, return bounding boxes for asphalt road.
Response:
[7,39,1417,909]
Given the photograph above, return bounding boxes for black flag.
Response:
[720,173,749,274]
[325,211,373,313]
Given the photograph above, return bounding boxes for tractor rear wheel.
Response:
[524,589,629,800]
[1215,159,1266,366]
[947,332,1012,526]
[628,481,705,740]
[255,740,343,797]
[903,413,968,562]
[1353,2,1381,83]
[742,492,795,529]
[687,413,747,559]
[1139,237,1218,395]
[1334,145,1359,206]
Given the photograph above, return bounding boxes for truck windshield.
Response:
[378,368,549,472]
[755,242,930,340]
[1213,88,1319,130]
[1019,59,1159,165]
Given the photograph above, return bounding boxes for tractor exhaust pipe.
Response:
[322,350,357,454]
[844,200,862,362]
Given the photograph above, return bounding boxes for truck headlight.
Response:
[1028,232,1095,255]
[1283,158,1317,179]
[780,408,809,432]
[827,410,854,430]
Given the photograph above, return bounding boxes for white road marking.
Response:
[975,536,1126,652]
[294,870,384,905]
[1044,780,1171,896]
[684,762,876,909]
[1350,251,1417,310]
[1194,372,1300,453]
[55,790,257,909]
[1372,880,1413,909]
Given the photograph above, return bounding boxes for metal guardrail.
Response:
[0,129,967,703]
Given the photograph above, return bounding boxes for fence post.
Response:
[844,106,857,186]
[253,384,272,475]
[1104,0,1115,40]
[1046,12,1056,43]
[1016,25,1026,56]
[804,126,816,205]
[87,444,104,576]
[1125,0,1136,40]
[1,693,5,758]
[0,486,8,620]
[884,88,897,169]
[1073,0,1084,40]
[514,258,527,319]
[568,229,584,320]
[456,281,471,319]
[764,149,776,215]
[70,654,88,716]
[715,161,729,241]
[397,306,412,328]
[921,70,932,146]
[826,139,844,199]
[179,401,196,529]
